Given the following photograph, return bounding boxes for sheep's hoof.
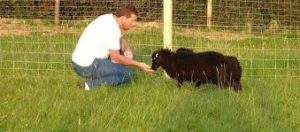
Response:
[232,83,242,92]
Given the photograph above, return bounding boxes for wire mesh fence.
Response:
[0,0,299,79]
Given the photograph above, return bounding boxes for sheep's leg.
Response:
[232,82,242,92]
[224,71,242,92]
[217,64,227,87]
[225,80,241,92]
[176,80,183,87]
[174,73,184,88]
[195,82,203,87]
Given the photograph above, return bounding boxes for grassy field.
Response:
[0,23,300,131]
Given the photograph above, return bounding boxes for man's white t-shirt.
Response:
[72,14,121,67]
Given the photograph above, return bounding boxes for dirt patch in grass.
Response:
[0,18,81,37]
[179,28,253,41]
[135,21,253,41]
[1,19,253,41]
[137,21,162,29]
[0,19,32,36]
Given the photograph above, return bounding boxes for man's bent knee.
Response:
[121,69,132,82]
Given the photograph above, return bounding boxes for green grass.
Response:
[1,28,300,131]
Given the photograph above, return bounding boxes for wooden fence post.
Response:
[55,0,60,24]
[163,0,173,50]
[163,0,173,78]
[207,0,212,28]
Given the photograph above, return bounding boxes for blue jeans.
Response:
[72,59,132,89]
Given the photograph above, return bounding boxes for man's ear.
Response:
[119,16,127,21]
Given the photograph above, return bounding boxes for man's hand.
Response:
[138,62,154,73]
[110,50,154,73]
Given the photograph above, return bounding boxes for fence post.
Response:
[207,0,212,28]
[55,0,60,24]
[163,0,173,78]
[163,0,172,49]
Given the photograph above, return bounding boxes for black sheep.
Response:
[151,48,242,91]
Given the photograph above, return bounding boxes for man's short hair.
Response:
[113,5,138,18]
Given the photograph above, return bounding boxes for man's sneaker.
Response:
[77,81,90,91]
[84,82,90,91]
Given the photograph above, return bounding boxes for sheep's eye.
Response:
[154,53,159,59]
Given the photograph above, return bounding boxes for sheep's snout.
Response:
[151,60,159,70]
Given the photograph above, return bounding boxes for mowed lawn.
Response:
[0,27,300,131]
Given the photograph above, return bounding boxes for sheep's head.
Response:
[151,49,171,70]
